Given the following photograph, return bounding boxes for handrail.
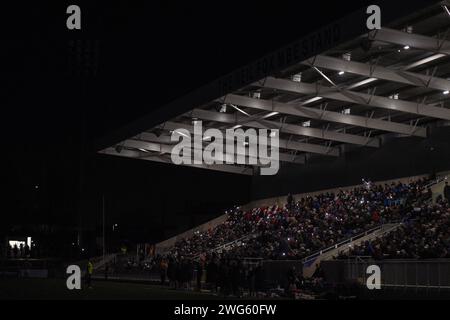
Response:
[300,177,448,265]
[301,224,387,264]
[424,175,447,189]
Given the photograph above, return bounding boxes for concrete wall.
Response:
[155,213,229,254]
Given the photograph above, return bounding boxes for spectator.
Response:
[104,263,109,281]
[86,260,94,289]
[196,260,203,291]
[13,244,18,259]
[160,258,168,285]
[444,182,450,201]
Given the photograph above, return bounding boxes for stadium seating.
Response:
[342,199,450,259]
[169,177,437,261]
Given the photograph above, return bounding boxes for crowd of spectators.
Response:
[110,176,448,297]
[0,242,31,259]
[143,253,264,296]
[339,197,450,259]
[170,178,432,261]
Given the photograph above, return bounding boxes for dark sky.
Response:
[1,0,399,242]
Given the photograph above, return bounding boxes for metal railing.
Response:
[302,224,388,264]
[342,259,450,289]
[424,175,447,190]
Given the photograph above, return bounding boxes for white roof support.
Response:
[368,28,450,55]
[304,54,450,92]
[187,108,380,147]
[123,138,305,165]
[220,94,426,137]
[100,147,255,175]
[255,76,450,121]
[183,112,340,156]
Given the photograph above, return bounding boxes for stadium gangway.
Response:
[424,175,448,190]
[301,223,401,276]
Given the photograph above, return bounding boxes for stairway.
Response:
[302,223,401,278]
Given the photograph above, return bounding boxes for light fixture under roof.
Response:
[338,71,345,76]
[404,45,410,50]
[263,111,279,119]
[292,73,302,82]
[219,104,227,113]
[389,93,399,100]
[444,90,449,95]
[302,96,323,105]
[229,104,250,117]
[252,91,261,99]
[138,148,149,153]
[443,4,450,16]
[173,130,190,138]
[342,108,351,115]
[343,52,351,61]
[302,120,311,127]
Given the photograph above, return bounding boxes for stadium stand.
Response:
[103,174,449,298]
[168,176,434,261]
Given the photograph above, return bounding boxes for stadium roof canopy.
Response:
[98,0,450,175]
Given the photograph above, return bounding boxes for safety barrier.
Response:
[322,259,450,289]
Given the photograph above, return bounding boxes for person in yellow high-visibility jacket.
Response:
[86,260,94,288]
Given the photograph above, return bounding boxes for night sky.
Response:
[1,0,384,243]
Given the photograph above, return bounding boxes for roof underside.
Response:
[101,3,450,175]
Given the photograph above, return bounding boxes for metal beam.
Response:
[220,94,426,137]
[186,109,379,147]
[304,54,450,92]
[255,77,450,121]
[186,111,340,156]
[368,28,450,55]
[123,138,305,165]
[100,147,255,175]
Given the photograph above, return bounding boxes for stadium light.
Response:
[302,120,311,127]
[292,73,302,82]
[173,130,190,138]
[302,96,323,105]
[442,4,450,17]
[229,104,250,117]
[263,111,279,119]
